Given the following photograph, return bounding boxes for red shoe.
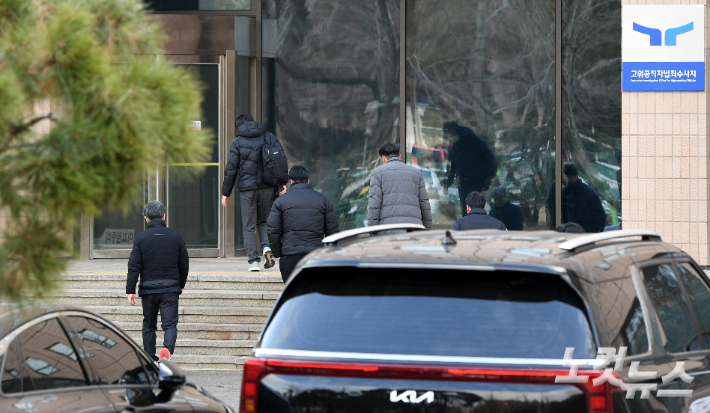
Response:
[159,348,171,361]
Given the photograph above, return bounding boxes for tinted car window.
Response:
[11,318,87,392]
[597,277,649,356]
[261,268,596,359]
[623,300,649,354]
[65,316,153,385]
[641,264,699,353]
[1,339,23,393]
[676,263,710,347]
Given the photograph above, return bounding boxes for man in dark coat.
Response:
[126,201,188,362]
[221,114,287,272]
[489,186,524,230]
[562,164,606,233]
[442,122,498,217]
[556,222,585,233]
[452,192,507,231]
[267,166,339,282]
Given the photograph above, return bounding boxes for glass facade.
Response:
[406,0,555,230]
[94,0,628,258]
[562,0,622,232]
[262,0,400,230]
[146,0,251,11]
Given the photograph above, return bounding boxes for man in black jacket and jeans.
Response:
[267,166,339,282]
[222,114,287,272]
[126,201,188,362]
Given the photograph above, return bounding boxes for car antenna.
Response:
[443,230,457,246]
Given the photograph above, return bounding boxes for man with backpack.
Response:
[222,114,289,272]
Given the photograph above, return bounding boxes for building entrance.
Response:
[91,57,226,258]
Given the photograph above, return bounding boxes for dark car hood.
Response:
[237,120,267,138]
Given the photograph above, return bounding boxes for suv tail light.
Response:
[240,359,267,413]
[240,358,614,413]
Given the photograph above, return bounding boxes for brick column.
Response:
[621,0,708,264]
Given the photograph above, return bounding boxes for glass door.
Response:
[91,58,224,258]
[165,63,221,256]
[92,179,151,257]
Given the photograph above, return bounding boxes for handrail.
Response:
[558,230,661,252]
[322,223,427,246]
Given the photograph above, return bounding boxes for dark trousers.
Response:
[141,292,179,361]
[240,188,276,263]
[279,254,307,283]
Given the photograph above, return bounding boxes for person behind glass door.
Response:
[451,191,507,231]
[221,114,287,272]
[562,163,606,233]
[555,222,585,233]
[126,201,188,362]
[489,185,524,230]
[442,121,498,218]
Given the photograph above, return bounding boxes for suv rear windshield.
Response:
[261,268,596,359]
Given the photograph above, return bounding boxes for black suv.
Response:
[240,226,710,413]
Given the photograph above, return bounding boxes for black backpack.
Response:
[261,132,288,187]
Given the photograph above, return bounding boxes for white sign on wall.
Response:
[622,5,705,91]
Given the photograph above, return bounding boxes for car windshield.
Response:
[261,268,596,359]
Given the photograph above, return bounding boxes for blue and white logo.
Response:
[623,5,704,91]
[632,22,693,46]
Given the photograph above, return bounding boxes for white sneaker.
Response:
[248,261,260,272]
[263,247,275,269]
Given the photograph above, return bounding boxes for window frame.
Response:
[59,312,159,388]
[0,313,91,396]
[670,258,710,346]
[607,270,653,359]
[634,259,707,356]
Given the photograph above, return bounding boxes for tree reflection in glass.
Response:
[406,0,555,229]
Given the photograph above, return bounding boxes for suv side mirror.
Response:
[155,359,186,403]
[159,359,186,391]
[126,360,187,407]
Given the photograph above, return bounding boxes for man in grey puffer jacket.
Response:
[368,143,432,229]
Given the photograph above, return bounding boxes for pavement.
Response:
[186,370,242,410]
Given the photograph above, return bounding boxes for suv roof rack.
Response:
[322,223,426,246]
[558,230,661,252]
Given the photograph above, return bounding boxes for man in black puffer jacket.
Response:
[267,166,339,282]
[222,114,287,272]
[126,201,188,362]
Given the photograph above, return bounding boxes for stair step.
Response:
[62,273,283,291]
[136,339,256,356]
[54,289,278,308]
[61,266,279,371]
[114,322,262,340]
[170,355,247,371]
[87,306,271,324]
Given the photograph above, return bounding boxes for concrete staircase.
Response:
[57,268,283,370]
